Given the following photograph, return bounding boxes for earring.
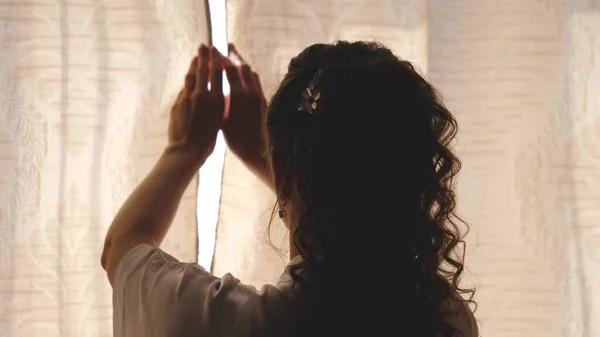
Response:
[278,205,287,219]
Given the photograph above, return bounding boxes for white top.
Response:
[113,244,478,337]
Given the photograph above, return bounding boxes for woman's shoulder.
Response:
[113,244,298,337]
[442,293,479,337]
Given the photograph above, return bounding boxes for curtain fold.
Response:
[0,1,209,336]
[214,1,600,336]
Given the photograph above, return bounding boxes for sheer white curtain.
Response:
[213,1,600,336]
[1,1,599,337]
[0,1,209,336]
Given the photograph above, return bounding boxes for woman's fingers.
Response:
[175,56,197,103]
[224,55,244,93]
[229,44,257,92]
[195,45,209,95]
[184,57,198,92]
[224,44,263,96]
[228,43,246,65]
[252,72,266,106]
[240,65,256,92]
[252,72,262,91]
[210,47,223,95]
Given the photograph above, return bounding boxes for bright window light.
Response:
[197,0,228,270]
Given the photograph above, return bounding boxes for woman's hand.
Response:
[168,45,224,168]
[102,45,225,285]
[222,44,273,188]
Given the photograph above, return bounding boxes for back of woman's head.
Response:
[265,41,474,337]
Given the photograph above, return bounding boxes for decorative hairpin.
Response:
[297,69,323,114]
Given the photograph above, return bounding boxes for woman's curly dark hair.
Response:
[264,41,476,337]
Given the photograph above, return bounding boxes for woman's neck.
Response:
[288,221,300,260]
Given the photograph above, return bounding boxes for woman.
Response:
[102,41,478,337]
